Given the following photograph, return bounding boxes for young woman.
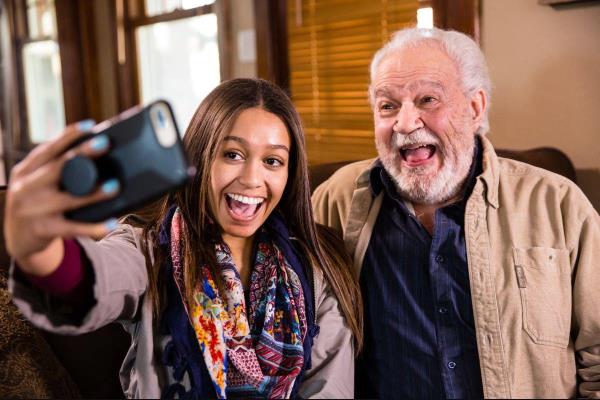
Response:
[5,79,362,398]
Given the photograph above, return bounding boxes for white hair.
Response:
[369,27,492,136]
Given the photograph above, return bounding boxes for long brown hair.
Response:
[140,78,362,350]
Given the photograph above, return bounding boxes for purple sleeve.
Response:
[20,239,95,307]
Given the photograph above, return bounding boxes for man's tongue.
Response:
[403,145,435,163]
[229,198,258,218]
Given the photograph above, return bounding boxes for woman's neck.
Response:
[222,234,254,289]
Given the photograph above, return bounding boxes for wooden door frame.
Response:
[253,0,289,93]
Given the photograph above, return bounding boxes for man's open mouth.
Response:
[400,144,437,164]
[225,193,265,219]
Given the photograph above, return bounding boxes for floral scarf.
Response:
[169,208,307,398]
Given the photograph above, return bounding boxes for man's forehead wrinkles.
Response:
[374,79,446,97]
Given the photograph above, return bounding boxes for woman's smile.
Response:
[225,192,266,221]
[210,107,291,242]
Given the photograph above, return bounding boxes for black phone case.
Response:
[66,100,189,222]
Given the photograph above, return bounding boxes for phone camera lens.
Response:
[157,110,165,127]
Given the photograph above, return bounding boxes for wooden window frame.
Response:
[0,0,92,173]
[116,0,231,111]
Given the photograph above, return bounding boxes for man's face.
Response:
[372,42,484,205]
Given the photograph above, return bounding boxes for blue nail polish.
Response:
[105,218,118,231]
[89,135,109,151]
[78,119,96,132]
[101,179,120,194]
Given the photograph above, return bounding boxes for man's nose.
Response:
[238,160,262,188]
[394,103,424,134]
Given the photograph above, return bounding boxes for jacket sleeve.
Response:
[298,269,354,399]
[8,223,148,334]
[569,190,600,397]
[312,180,339,230]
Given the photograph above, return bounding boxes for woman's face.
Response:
[210,107,291,243]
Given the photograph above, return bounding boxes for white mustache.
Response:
[392,129,442,151]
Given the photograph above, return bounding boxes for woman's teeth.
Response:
[226,193,264,205]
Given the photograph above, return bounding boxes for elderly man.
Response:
[312,27,600,398]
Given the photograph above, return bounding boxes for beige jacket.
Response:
[9,224,354,399]
[312,136,600,398]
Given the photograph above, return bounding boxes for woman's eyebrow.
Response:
[223,136,289,152]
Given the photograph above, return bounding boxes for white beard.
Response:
[377,129,475,205]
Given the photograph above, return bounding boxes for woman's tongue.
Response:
[229,198,259,218]
[403,145,435,163]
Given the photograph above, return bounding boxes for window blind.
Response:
[287,0,418,164]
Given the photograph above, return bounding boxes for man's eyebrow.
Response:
[374,80,446,97]
[222,136,290,152]
[374,87,394,98]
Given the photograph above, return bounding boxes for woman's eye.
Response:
[224,151,243,161]
[264,158,284,167]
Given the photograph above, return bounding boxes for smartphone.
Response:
[62,100,191,222]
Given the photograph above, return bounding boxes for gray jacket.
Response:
[9,224,354,398]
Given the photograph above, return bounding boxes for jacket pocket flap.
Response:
[513,247,570,274]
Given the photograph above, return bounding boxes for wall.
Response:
[481,0,600,210]
[229,0,257,78]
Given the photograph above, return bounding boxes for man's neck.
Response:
[412,198,457,235]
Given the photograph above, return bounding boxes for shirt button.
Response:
[435,254,445,263]
[438,307,448,314]
[447,361,457,369]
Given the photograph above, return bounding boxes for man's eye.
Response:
[379,103,395,112]
[420,96,437,105]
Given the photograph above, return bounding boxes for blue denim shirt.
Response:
[356,139,484,399]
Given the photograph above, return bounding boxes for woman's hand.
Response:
[4,121,119,277]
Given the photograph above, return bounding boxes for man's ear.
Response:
[470,89,486,126]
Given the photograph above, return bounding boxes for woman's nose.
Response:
[237,160,262,188]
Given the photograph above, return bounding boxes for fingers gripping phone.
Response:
[61,100,191,222]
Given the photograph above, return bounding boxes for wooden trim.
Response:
[254,0,289,92]
[115,0,139,111]
[539,0,597,4]
[17,35,54,44]
[432,0,480,43]
[130,4,214,27]
[0,1,21,172]
[55,0,89,124]
[76,0,103,122]
[215,0,231,81]
[12,0,30,152]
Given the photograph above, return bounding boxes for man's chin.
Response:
[394,172,461,205]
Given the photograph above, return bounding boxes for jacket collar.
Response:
[477,135,500,209]
[356,159,379,189]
